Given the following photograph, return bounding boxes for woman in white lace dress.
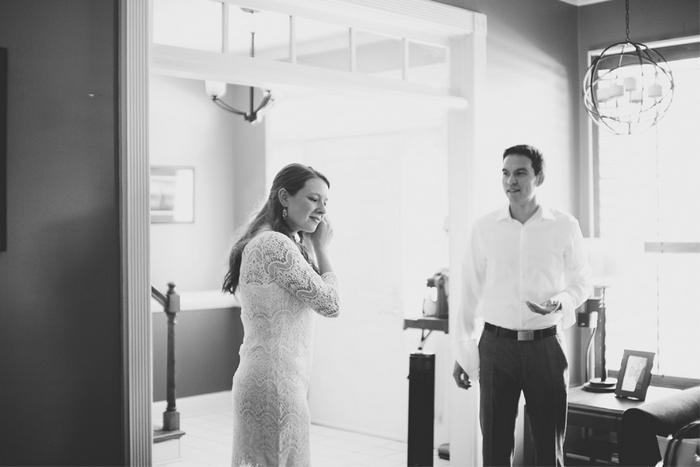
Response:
[223,163,340,467]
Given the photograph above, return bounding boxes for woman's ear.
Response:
[277,188,289,206]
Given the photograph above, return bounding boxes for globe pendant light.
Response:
[582,0,674,135]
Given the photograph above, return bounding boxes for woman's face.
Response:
[282,177,329,234]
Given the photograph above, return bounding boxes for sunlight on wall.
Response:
[266,92,451,442]
[150,75,237,292]
[596,57,700,379]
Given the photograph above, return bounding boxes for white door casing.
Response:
[121,1,486,464]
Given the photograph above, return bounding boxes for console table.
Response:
[524,384,680,465]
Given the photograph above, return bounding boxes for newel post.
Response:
[163,282,180,431]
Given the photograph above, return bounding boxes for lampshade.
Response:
[204,8,275,124]
[205,81,227,99]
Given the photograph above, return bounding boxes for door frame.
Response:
[120,1,486,464]
[120,0,152,464]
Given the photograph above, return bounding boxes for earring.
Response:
[282,207,288,219]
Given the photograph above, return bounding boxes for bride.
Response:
[222,163,341,466]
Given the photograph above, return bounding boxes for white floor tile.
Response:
[361,445,399,458]
[357,457,405,467]
[160,406,449,467]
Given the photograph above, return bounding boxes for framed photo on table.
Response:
[615,349,655,401]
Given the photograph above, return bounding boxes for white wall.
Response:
[150,75,254,292]
[442,0,580,220]
[266,92,453,444]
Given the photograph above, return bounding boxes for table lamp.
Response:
[583,285,617,392]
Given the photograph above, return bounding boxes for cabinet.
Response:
[524,385,680,465]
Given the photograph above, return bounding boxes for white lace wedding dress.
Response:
[231,231,340,467]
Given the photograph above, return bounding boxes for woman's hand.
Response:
[307,217,333,252]
[305,217,334,275]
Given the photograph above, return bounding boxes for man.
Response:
[452,145,592,466]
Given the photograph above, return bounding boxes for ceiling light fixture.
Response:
[204,8,275,125]
[582,0,674,135]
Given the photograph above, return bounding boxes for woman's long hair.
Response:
[222,163,330,294]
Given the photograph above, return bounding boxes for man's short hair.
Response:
[503,145,545,176]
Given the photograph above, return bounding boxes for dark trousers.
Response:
[479,328,569,466]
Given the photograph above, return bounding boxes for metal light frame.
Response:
[206,8,275,124]
[582,0,674,135]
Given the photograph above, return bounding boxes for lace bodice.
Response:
[231,231,340,467]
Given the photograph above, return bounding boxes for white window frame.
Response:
[586,35,700,387]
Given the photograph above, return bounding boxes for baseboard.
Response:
[152,390,232,422]
[153,437,181,466]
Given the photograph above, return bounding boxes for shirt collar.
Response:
[498,204,555,222]
[497,205,512,221]
[539,205,555,220]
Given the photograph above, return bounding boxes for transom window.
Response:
[152,0,452,90]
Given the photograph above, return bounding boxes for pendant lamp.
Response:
[582,0,674,135]
[204,8,275,125]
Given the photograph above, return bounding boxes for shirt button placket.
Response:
[520,228,527,324]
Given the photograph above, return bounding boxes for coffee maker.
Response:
[422,269,448,319]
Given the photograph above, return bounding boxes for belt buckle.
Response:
[517,330,534,341]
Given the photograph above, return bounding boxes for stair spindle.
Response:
[162,282,180,432]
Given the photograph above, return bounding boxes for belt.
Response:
[484,322,558,341]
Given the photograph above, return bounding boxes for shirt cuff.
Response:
[451,338,480,383]
[552,293,575,329]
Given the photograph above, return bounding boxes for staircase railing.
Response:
[151,283,181,432]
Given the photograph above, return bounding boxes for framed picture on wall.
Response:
[150,166,194,223]
[614,349,655,401]
[1,47,7,251]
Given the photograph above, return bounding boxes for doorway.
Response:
[121,0,487,463]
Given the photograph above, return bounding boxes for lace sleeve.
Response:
[260,232,340,317]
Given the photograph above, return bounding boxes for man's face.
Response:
[502,154,543,206]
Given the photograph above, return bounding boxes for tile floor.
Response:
[159,407,450,467]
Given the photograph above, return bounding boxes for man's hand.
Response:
[525,299,562,315]
[453,361,472,390]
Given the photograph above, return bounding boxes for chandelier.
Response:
[204,9,275,125]
[582,0,674,136]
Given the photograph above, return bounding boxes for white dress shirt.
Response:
[452,204,592,381]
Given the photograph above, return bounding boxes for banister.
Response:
[151,282,181,432]
[151,285,167,307]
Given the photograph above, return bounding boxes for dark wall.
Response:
[0,1,123,466]
[578,0,699,52]
[575,0,700,222]
[153,308,243,401]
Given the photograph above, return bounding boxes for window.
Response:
[593,38,700,380]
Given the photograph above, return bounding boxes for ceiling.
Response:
[556,0,613,6]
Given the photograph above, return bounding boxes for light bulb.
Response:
[205,81,227,98]
[609,84,624,98]
[623,77,637,91]
[648,83,663,98]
